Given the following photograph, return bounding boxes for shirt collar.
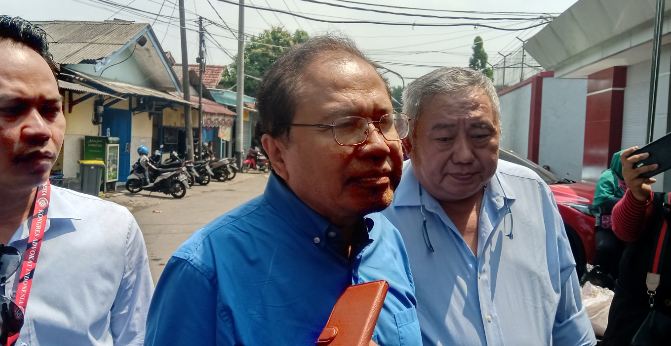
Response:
[263,173,373,251]
[263,172,335,243]
[48,186,82,220]
[486,167,516,210]
[392,159,516,209]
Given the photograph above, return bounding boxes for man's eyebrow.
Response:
[0,95,63,103]
[430,123,456,131]
[470,122,495,131]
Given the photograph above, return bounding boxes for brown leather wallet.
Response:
[316,280,389,346]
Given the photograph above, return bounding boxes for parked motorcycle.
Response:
[125,160,188,198]
[153,150,199,187]
[241,149,271,173]
[210,157,233,182]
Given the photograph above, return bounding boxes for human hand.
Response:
[620,147,658,202]
[369,341,379,346]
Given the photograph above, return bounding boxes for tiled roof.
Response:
[174,64,226,89]
[35,20,148,64]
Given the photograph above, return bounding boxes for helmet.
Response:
[137,145,149,155]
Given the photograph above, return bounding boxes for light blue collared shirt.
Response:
[382,160,596,346]
[7,186,154,346]
[145,173,422,346]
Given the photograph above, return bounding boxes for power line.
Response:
[282,0,304,31]
[290,0,316,32]
[297,0,552,22]
[151,0,167,27]
[214,0,549,31]
[105,0,136,20]
[265,0,288,29]
[205,0,239,40]
[329,0,560,17]
[249,0,273,28]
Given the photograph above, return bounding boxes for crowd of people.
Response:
[0,14,669,346]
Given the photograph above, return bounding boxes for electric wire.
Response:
[214,0,549,31]
[296,0,552,22]
[329,0,560,17]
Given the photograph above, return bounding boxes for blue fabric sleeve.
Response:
[145,256,232,346]
[547,186,597,346]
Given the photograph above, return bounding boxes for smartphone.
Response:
[631,131,671,178]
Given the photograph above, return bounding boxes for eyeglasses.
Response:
[286,113,410,146]
[0,245,24,346]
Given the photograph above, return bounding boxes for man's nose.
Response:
[450,134,475,164]
[359,123,391,156]
[21,108,52,144]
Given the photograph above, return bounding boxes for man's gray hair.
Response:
[403,67,500,141]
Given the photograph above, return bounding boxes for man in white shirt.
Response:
[0,16,153,345]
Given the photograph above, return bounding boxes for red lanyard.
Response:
[8,181,51,345]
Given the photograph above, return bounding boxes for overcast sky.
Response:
[4,0,579,87]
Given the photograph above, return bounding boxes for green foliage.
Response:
[219,27,309,97]
[469,36,493,80]
[391,85,403,112]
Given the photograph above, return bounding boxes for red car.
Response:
[500,149,596,277]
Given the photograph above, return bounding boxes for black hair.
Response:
[255,34,390,139]
[0,15,57,76]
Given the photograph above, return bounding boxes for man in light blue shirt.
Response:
[0,16,153,345]
[145,35,422,346]
[382,67,596,345]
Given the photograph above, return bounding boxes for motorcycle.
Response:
[241,150,271,173]
[125,160,188,199]
[192,160,213,185]
[209,157,234,182]
[153,150,199,187]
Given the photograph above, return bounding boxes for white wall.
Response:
[622,46,671,192]
[499,83,532,158]
[539,78,588,180]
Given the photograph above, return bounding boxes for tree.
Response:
[469,36,493,80]
[391,85,403,113]
[219,27,309,97]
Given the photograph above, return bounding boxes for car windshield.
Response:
[499,149,563,185]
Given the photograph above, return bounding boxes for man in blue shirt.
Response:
[145,35,422,346]
[382,67,596,345]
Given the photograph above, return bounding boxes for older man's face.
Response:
[408,87,499,203]
[274,54,403,224]
[0,41,65,192]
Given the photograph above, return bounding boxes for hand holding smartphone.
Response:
[631,132,671,178]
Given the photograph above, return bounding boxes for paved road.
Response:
[107,171,269,284]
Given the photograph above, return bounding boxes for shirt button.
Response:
[21,343,27,346]
[10,291,16,299]
[313,237,321,244]
[327,231,337,238]
[486,315,492,323]
[478,273,481,279]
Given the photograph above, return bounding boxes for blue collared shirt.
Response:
[6,186,154,346]
[145,173,421,346]
[382,160,596,346]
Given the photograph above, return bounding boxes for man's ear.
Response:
[402,136,413,160]
[262,134,289,181]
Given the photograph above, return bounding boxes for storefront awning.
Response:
[58,80,123,99]
[61,68,190,105]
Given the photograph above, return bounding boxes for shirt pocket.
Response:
[394,307,422,346]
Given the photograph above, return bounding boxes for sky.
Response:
[4,0,580,87]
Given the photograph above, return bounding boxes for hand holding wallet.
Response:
[316,280,389,346]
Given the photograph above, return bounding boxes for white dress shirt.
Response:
[5,186,153,346]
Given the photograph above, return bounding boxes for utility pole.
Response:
[198,16,205,160]
[498,52,509,86]
[235,0,245,165]
[647,0,666,143]
[179,0,193,160]
[516,37,525,82]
